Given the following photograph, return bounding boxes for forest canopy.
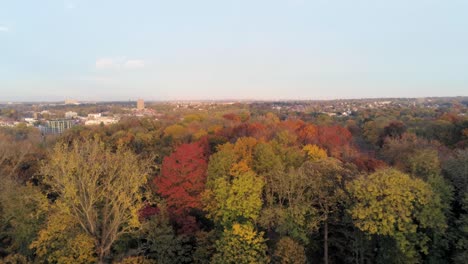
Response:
[1,101,467,263]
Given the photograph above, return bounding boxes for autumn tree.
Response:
[203,138,266,262]
[377,121,406,147]
[297,124,318,145]
[273,237,307,264]
[30,207,97,264]
[154,140,208,233]
[259,157,318,243]
[0,177,48,258]
[164,124,189,143]
[317,125,354,158]
[443,149,468,202]
[211,223,269,264]
[0,132,37,180]
[204,170,264,226]
[139,204,193,264]
[222,113,242,123]
[380,132,439,171]
[300,158,351,264]
[303,144,327,161]
[347,168,446,262]
[453,195,468,263]
[443,149,468,262]
[40,138,151,263]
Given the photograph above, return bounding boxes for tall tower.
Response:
[137,99,145,110]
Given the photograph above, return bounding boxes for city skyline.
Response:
[1,0,467,101]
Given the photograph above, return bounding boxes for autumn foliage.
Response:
[154,139,209,233]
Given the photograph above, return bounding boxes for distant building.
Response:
[65,99,79,105]
[84,117,118,126]
[24,118,37,125]
[87,113,102,119]
[0,119,19,127]
[42,119,74,134]
[65,111,78,119]
[137,99,145,110]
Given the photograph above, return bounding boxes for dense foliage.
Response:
[1,102,467,263]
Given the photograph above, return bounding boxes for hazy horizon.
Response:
[2,95,468,105]
[1,0,467,101]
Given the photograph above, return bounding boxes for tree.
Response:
[30,207,97,264]
[378,121,406,147]
[211,223,268,264]
[0,254,30,264]
[260,167,319,244]
[443,149,468,262]
[115,256,155,264]
[297,124,318,145]
[380,133,438,171]
[347,168,446,262]
[0,178,48,258]
[317,125,353,158]
[300,158,350,264]
[154,140,208,233]
[273,237,307,264]
[252,142,283,175]
[139,205,193,264]
[40,138,150,263]
[303,144,327,161]
[164,124,188,142]
[204,170,264,226]
[388,145,453,262]
[443,149,468,202]
[222,113,242,123]
[453,195,468,263]
[0,132,36,180]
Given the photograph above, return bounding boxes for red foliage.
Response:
[351,156,387,173]
[154,140,208,233]
[279,119,305,133]
[223,113,242,122]
[218,122,269,141]
[246,122,269,140]
[139,205,160,220]
[318,126,353,157]
[297,124,318,144]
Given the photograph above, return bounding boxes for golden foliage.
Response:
[273,237,307,264]
[303,144,327,161]
[40,138,150,261]
[30,208,96,264]
[212,223,269,264]
[347,168,446,258]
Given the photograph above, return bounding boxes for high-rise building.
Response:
[137,99,145,110]
[43,119,74,134]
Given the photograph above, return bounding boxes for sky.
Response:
[1,0,467,101]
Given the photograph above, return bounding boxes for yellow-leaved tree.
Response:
[38,138,151,263]
[347,168,446,262]
[303,144,327,161]
[211,223,269,264]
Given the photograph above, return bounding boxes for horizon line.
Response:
[1,95,467,104]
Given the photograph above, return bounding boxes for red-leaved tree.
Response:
[154,139,208,233]
[318,125,353,158]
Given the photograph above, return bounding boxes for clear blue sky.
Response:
[1,0,467,101]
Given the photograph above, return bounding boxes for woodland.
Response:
[1,102,467,263]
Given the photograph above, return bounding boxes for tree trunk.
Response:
[324,220,328,264]
[98,250,105,264]
[98,246,109,264]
